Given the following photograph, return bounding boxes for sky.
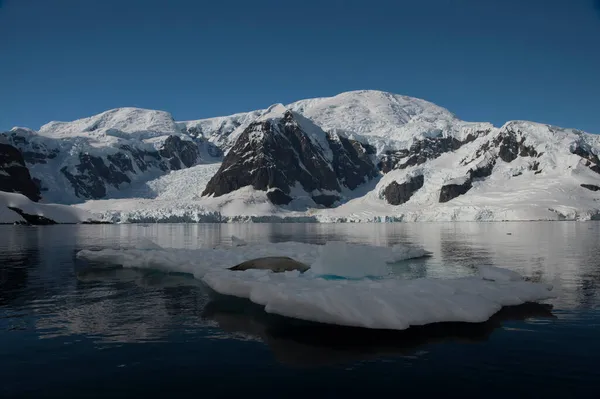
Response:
[1,0,599,133]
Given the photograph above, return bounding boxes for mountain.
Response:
[0,139,41,202]
[3,108,222,204]
[2,90,600,222]
[201,104,377,207]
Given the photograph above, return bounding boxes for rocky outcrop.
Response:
[202,109,342,206]
[159,136,199,170]
[439,177,472,203]
[327,133,377,190]
[571,143,600,175]
[61,153,131,199]
[0,143,41,201]
[4,129,60,165]
[468,156,496,179]
[379,132,489,173]
[7,206,57,225]
[379,137,463,172]
[494,128,538,163]
[383,175,424,205]
[438,155,495,203]
[581,184,600,192]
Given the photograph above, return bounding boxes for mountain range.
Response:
[2,90,599,223]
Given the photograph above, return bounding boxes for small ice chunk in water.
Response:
[478,266,523,282]
[310,241,390,278]
[231,235,247,247]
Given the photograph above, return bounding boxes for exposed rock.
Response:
[468,156,496,179]
[118,144,167,173]
[398,137,463,170]
[383,175,424,205]
[0,143,41,201]
[581,184,600,192]
[7,206,57,225]
[312,194,339,207]
[439,177,473,203]
[327,133,377,190]
[378,150,409,173]
[159,135,199,170]
[202,110,341,206]
[571,144,600,175]
[266,188,292,205]
[381,132,489,173]
[529,161,540,171]
[3,130,60,165]
[61,153,131,199]
[494,128,538,163]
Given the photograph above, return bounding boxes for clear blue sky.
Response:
[1,0,599,133]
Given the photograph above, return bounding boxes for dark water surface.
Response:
[1,223,599,398]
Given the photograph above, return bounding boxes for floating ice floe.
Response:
[76,240,429,278]
[76,240,554,330]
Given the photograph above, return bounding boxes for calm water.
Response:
[1,223,599,398]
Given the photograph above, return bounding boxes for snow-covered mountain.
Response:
[3,108,222,204]
[2,90,600,222]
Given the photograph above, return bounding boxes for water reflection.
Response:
[0,222,599,357]
[34,267,209,343]
[203,296,556,367]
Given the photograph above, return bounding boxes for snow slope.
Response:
[317,122,600,222]
[0,191,94,224]
[39,107,180,144]
[178,109,265,151]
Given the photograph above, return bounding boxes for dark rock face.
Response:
[4,130,60,165]
[159,136,199,170]
[581,184,600,192]
[494,129,537,163]
[7,206,57,225]
[202,111,341,206]
[378,133,489,173]
[397,137,462,170]
[0,143,41,201]
[61,153,131,199]
[439,178,473,203]
[327,133,377,190]
[117,144,167,173]
[378,150,409,173]
[6,127,207,200]
[266,188,293,205]
[468,157,496,179]
[439,154,495,203]
[571,144,600,175]
[383,175,424,205]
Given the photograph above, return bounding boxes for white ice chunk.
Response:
[202,271,555,330]
[478,265,524,282]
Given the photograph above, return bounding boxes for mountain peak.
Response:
[38,107,178,140]
[287,90,458,144]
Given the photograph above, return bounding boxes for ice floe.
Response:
[76,240,554,330]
